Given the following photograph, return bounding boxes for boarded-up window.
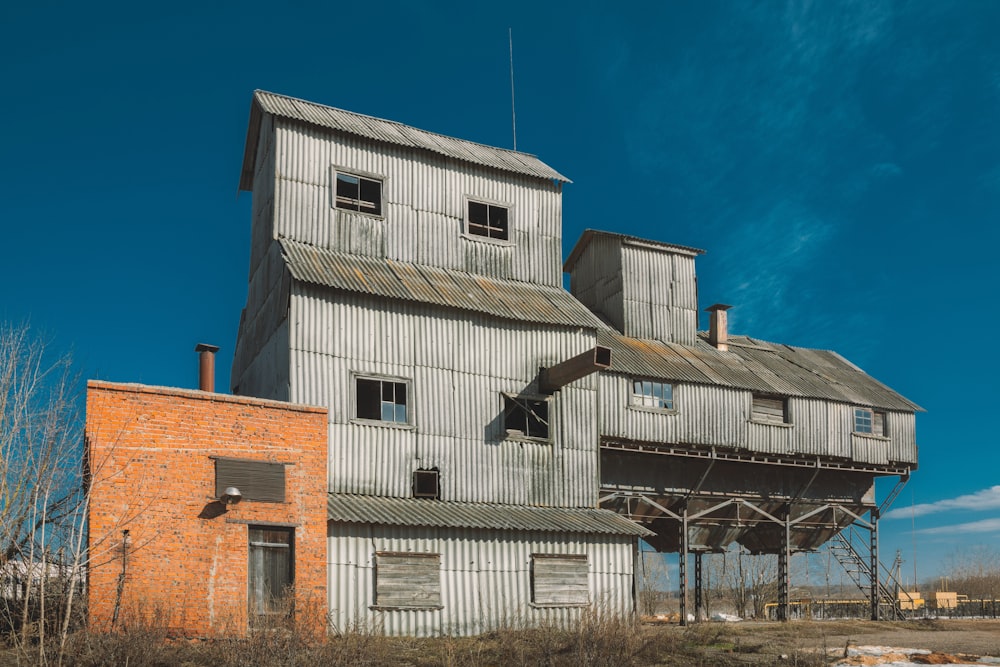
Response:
[854,408,886,436]
[531,554,589,606]
[374,552,442,609]
[214,458,286,503]
[467,200,509,240]
[751,395,788,424]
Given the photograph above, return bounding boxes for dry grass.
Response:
[17,615,988,667]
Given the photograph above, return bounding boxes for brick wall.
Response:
[85,381,328,637]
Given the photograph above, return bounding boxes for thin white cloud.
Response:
[916,517,1000,537]
[882,486,1000,520]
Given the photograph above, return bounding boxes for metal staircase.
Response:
[828,524,907,620]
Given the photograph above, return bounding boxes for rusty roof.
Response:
[240,90,570,191]
[327,493,653,537]
[599,330,923,412]
[280,238,606,329]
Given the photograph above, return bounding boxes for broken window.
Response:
[413,469,440,499]
[356,377,408,423]
[503,395,549,439]
[374,552,442,609]
[248,526,294,624]
[335,171,383,215]
[854,407,886,436]
[751,395,788,424]
[531,554,589,606]
[467,200,509,240]
[214,458,286,503]
[631,379,674,410]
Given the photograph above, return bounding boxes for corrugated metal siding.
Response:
[290,286,602,507]
[598,374,917,465]
[271,121,564,286]
[327,523,634,637]
[244,90,569,189]
[280,238,604,329]
[621,245,699,345]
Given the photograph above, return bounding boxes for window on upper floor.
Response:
[335,171,382,216]
[466,199,509,240]
[854,407,886,436]
[631,379,674,410]
[503,394,549,440]
[356,377,408,423]
[531,554,589,607]
[751,394,789,424]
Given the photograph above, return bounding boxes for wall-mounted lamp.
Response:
[220,487,243,509]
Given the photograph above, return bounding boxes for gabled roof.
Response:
[564,229,705,273]
[240,90,570,191]
[327,493,653,537]
[599,330,923,412]
[280,238,606,329]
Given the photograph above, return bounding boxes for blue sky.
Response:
[3,1,998,583]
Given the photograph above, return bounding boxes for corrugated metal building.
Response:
[231,91,919,633]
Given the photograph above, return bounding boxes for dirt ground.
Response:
[677,618,1000,664]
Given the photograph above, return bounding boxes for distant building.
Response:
[86,91,919,637]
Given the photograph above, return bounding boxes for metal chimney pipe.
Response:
[194,343,220,392]
[706,304,732,351]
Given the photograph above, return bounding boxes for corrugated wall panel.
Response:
[272,121,563,286]
[327,523,635,637]
[290,287,599,506]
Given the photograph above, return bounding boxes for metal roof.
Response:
[327,493,653,537]
[599,330,923,412]
[280,238,607,329]
[240,90,570,191]
[564,229,706,273]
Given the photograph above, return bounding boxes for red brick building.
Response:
[85,380,327,636]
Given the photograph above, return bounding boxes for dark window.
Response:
[631,379,674,410]
[215,458,286,503]
[356,378,408,423]
[374,552,442,609]
[467,200,509,240]
[413,469,440,499]
[248,526,293,623]
[503,395,549,439]
[335,172,382,215]
[531,554,589,606]
[854,408,886,436]
[751,395,788,424]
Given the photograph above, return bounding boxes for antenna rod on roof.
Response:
[509,27,517,151]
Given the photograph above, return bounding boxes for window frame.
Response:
[530,553,590,608]
[463,196,514,244]
[248,525,294,625]
[331,166,385,218]
[353,373,413,427]
[853,407,888,437]
[629,378,676,412]
[750,394,790,426]
[502,393,551,442]
[372,551,443,610]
